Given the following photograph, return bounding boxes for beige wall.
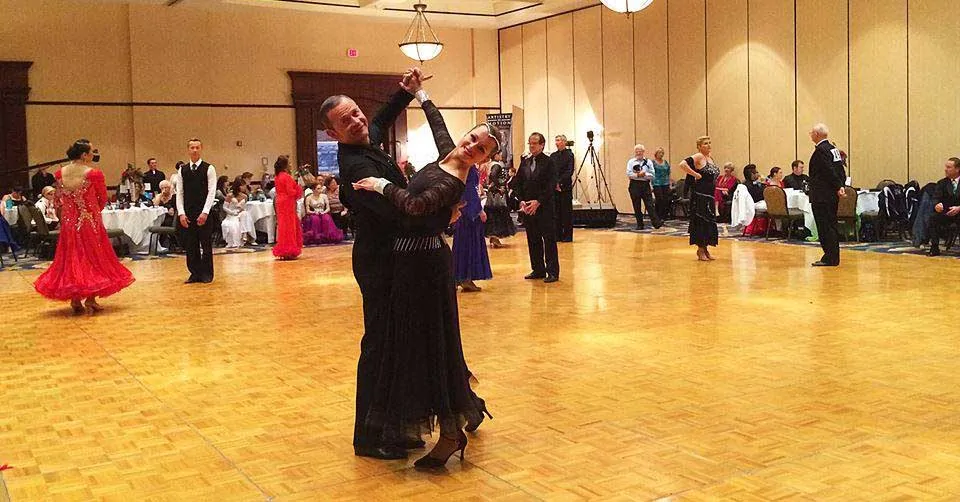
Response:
[499,1,960,210]
[1,0,498,184]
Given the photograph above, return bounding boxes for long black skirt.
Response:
[484,195,517,237]
[689,192,719,247]
[363,235,482,442]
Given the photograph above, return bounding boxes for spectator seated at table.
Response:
[783,160,810,191]
[2,187,28,208]
[715,162,739,224]
[221,181,255,248]
[322,175,351,238]
[927,157,960,256]
[35,186,59,230]
[765,167,784,188]
[743,164,765,202]
[152,180,178,250]
[302,183,344,245]
[215,175,230,202]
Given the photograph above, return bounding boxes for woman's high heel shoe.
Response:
[414,431,467,469]
[464,398,493,432]
[85,299,104,314]
[697,248,710,262]
[71,300,84,315]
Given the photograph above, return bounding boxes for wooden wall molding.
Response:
[0,61,32,194]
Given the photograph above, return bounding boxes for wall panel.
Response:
[547,15,575,149]
[633,0,670,174]
[908,0,960,183]
[522,21,549,142]
[667,0,706,164]
[572,7,604,204]
[796,0,849,169]
[748,0,796,170]
[601,8,636,212]
[706,0,749,168]
[499,25,524,115]
[849,0,907,185]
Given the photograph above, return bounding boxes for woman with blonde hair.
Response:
[677,136,720,261]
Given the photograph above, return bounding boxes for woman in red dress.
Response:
[271,155,303,260]
[34,139,135,314]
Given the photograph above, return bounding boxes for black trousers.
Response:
[629,180,661,228]
[180,218,214,280]
[653,185,671,221]
[524,206,559,277]
[811,198,840,265]
[352,247,392,447]
[928,212,960,249]
[554,188,574,241]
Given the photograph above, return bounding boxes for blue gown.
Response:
[452,166,493,282]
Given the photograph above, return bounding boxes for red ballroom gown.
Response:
[271,171,304,259]
[34,168,135,300]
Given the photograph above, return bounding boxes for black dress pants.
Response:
[811,197,840,265]
[555,188,574,241]
[352,248,392,447]
[928,212,960,249]
[180,218,214,280]
[629,180,661,228]
[524,207,559,277]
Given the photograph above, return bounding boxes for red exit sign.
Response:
[346,48,359,58]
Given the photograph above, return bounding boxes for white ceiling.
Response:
[199,0,601,29]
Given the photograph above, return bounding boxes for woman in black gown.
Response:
[678,136,720,261]
[353,70,502,469]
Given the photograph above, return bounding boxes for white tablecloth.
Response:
[245,199,304,244]
[731,186,880,238]
[100,206,167,252]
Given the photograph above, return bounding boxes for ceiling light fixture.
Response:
[600,0,655,15]
[399,3,443,64]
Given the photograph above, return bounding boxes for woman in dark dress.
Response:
[678,135,720,261]
[353,70,502,469]
[483,153,517,247]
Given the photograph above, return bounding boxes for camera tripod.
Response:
[572,134,616,210]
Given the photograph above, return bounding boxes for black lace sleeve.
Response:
[422,100,456,159]
[383,170,463,216]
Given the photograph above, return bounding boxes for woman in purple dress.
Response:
[452,166,492,292]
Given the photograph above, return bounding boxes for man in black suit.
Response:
[513,132,560,283]
[323,72,451,460]
[176,138,217,283]
[807,123,847,267]
[31,166,56,197]
[782,160,810,191]
[926,157,960,256]
[142,157,165,197]
[550,135,575,242]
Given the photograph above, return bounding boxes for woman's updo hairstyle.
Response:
[66,139,92,160]
[274,155,290,175]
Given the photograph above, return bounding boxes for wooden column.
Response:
[0,61,32,194]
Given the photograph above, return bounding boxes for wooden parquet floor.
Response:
[2,229,960,501]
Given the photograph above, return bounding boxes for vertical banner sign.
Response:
[485,113,513,169]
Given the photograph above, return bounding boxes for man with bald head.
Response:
[808,123,847,267]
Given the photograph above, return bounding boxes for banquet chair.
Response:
[762,186,804,240]
[836,186,859,242]
[147,210,178,255]
[26,205,60,258]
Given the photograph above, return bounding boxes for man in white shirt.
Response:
[176,138,218,283]
[626,144,662,230]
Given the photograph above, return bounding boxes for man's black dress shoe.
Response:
[543,275,559,283]
[200,276,214,283]
[811,261,839,267]
[929,247,941,257]
[398,438,426,449]
[184,276,198,284]
[354,445,408,460]
[524,272,545,280]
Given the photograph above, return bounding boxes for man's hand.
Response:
[527,200,541,215]
[947,206,960,217]
[179,214,189,228]
[935,203,945,213]
[837,188,847,198]
[449,201,466,225]
[197,212,208,226]
[479,210,487,223]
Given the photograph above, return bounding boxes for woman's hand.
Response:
[693,173,703,181]
[479,210,487,223]
[352,177,378,192]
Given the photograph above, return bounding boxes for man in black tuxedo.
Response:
[807,123,847,267]
[323,72,451,460]
[926,157,960,256]
[176,138,217,283]
[143,157,165,197]
[550,135,575,242]
[513,132,560,283]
